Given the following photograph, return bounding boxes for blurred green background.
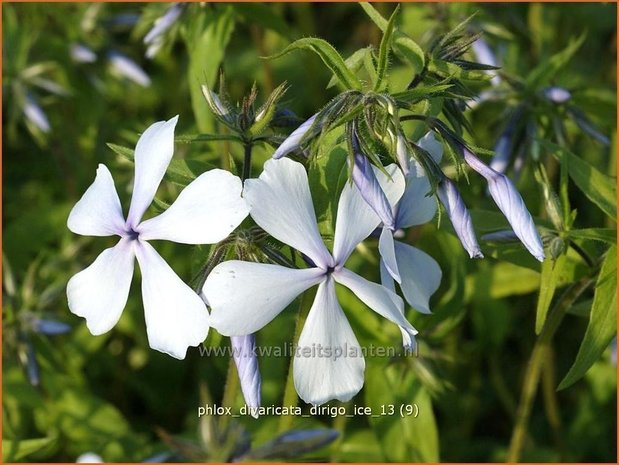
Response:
[2,2,616,462]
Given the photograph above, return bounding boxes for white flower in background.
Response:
[23,94,50,133]
[107,51,151,87]
[76,453,103,463]
[204,158,415,405]
[67,116,249,359]
[143,3,185,59]
[377,132,443,349]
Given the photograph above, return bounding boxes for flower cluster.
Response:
[67,98,546,406]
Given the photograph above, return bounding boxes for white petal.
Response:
[205,261,326,336]
[380,260,415,349]
[332,180,381,265]
[373,163,406,207]
[138,169,249,244]
[395,241,442,314]
[67,238,135,335]
[395,134,439,229]
[333,267,416,339]
[126,116,178,228]
[416,131,443,164]
[67,164,126,237]
[294,278,365,405]
[135,240,209,359]
[244,158,332,268]
[378,227,401,283]
[332,164,405,264]
[396,176,437,229]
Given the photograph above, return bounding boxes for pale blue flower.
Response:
[543,86,572,104]
[143,3,185,58]
[107,51,151,87]
[70,43,97,63]
[23,94,50,133]
[205,158,413,405]
[67,116,249,358]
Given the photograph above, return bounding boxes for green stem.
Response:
[506,274,595,462]
[541,346,565,460]
[242,141,253,182]
[219,358,239,433]
[278,288,317,433]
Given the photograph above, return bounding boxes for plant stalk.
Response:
[506,274,595,461]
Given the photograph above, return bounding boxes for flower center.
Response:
[126,227,140,241]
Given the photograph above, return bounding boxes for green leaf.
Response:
[2,436,58,462]
[175,133,243,144]
[269,38,362,91]
[327,47,371,89]
[565,228,617,245]
[186,6,236,133]
[526,33,586,88]
[107,143,216,187]
[542,140,617,221]
[365,363,439,461]
[559,245,617,389]
[392,83,454,104]
[360,3,424,73]
[536,253,567,334]
[374,5,399,91]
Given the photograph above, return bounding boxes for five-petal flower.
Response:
[204,157,415,405]
[66,116,249,359]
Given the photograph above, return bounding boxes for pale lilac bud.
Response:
[144,3,184,45]
[107,51,151,87]
[471,38,501,86]
[463,149,545,261]
[23,95,50,133]
[143,3,185,59]
[543,86,571,104]
[436,179,483,258]
[25,341,40,386]
[70,43,97,63]
[231,334,261,417]
[272,114,318,159]
[490,131,512,174]
[350,133,396,229]
[33,319,71,335]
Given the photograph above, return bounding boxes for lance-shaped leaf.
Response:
[360,3,424,73]
[374,5,399,91]
[536,253,568,334]
[542,140,616,221]
[559,246,617,389]
[268,38,362,90]
[526,33,586,88]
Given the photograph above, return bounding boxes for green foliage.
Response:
[3,2,616,463]
[559,246,617,389]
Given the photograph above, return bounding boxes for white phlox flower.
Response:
[204,157,415,405]
[67,116,249,359]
